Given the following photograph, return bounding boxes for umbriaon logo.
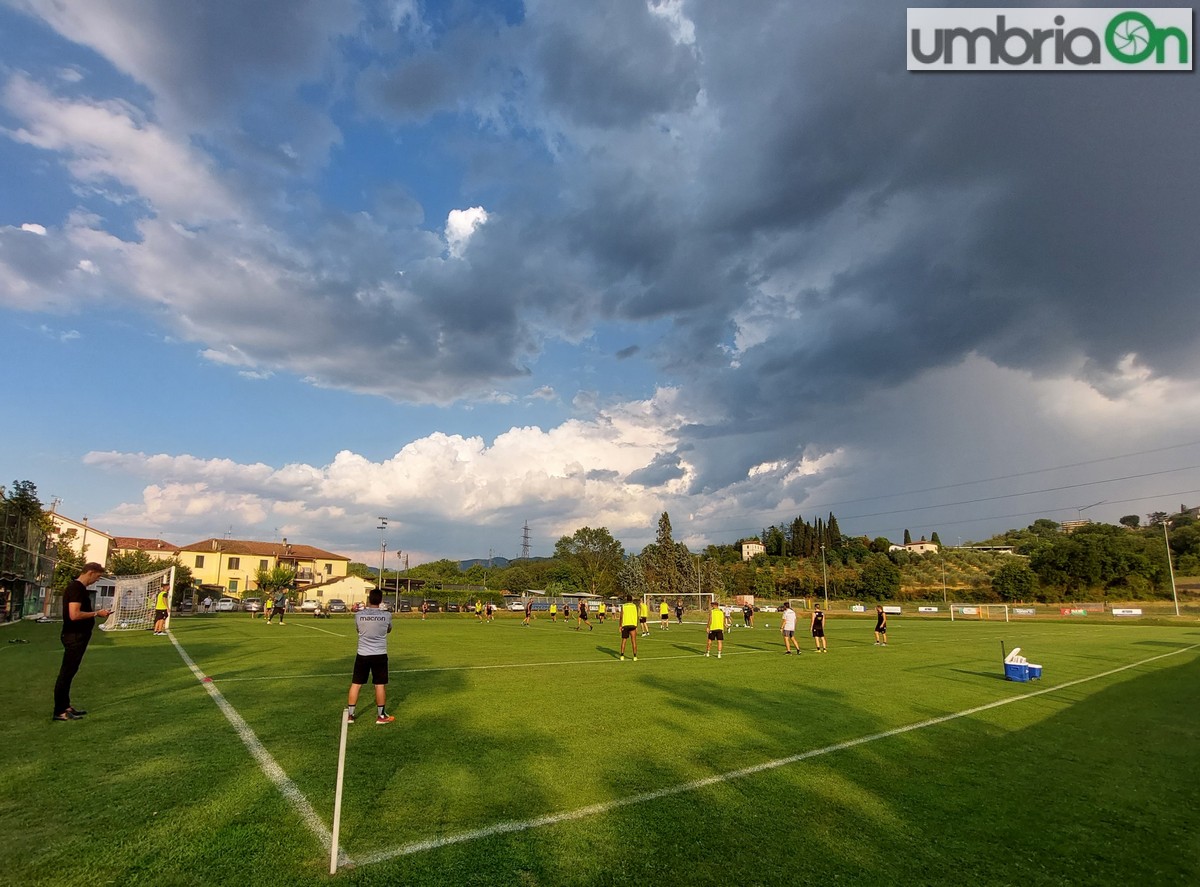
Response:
[907,8,1193,71]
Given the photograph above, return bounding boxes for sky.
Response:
[2,0,1198,567]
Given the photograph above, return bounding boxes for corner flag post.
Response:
[330,709,350,874]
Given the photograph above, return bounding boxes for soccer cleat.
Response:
[66,707,87,716]
[52,711,83,721]
[620,655,625,661]
[633,656,637,661]
[704,652,709,657]
[376,714,395,725]
[717,652,721,659]
[346,712,356,723]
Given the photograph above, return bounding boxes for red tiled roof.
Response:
[178,538,349,561]
[112,536,179,552]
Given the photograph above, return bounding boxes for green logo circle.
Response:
[1106,11,1156,63]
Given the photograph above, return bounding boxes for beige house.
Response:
[740,539,765,561]
[49,513,114,565]
[301,575,376,607]
[889,538,940,554]
[177,537,350,597]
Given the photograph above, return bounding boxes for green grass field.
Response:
[3,610,1198,886]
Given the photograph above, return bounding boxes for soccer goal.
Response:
[98,566,175,632]
[787,598,813,611]
[950,603,1009,622]
[643,593,714,620]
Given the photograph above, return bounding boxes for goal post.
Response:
[787,598,813,611]
[949,603,1009,622]
[98,566,176,632]
[643,592,714,620]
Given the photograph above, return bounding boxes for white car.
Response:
[215,597,236,612]
[299,599,319,612]
[508,600,526,611]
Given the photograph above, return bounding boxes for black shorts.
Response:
[351,653,389,685]
[639,617,647,625]
[155,609,168,620]
[876,625,887,634]
[621,625,637,638]
[708,630,724,641]
[579,611,589,621]
[812,628,825,637]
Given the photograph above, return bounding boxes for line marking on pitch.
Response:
[351,642,1199,869]
[167,631,352,869]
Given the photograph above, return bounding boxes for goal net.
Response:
[643,593,714,621]
[950,603,1009,622]
[98,566,175,632]
[787,598,813,611]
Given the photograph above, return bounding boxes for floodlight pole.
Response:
[377,517,388,592]
[820,543,829,608]
[1163,519,1180,617]
[941,554,947,603]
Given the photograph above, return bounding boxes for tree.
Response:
[642,512,685,598]
[903,528,912,545]
[553,527,624,596]
[254,565,297,600]
[931,531,942,546]
[110,549,165,575]
[991,560,1036,602]
[1119,515,1140,529]
[859,554,901,599]
[616,555,650,601]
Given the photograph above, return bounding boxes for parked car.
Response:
[177,599,194,613]
[379,600,394,612]
[421,599,441,613]
[216,597,236,611]
[508,600,526,611]
[398,599,412,612]
[326,599,348,613]
[300,599,319,613]
[242,597,263,612]
[446,602,460,612]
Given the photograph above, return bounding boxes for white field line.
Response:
[167,631,353,869]
[352,642,1199,869]
[291,622,345,638]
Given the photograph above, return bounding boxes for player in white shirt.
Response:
[346,588,395,724]
[780,602,803,655]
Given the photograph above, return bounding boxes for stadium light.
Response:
[1163,518,1180,617]
[377,517,388,591]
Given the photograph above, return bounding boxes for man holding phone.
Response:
[53,563,112,722]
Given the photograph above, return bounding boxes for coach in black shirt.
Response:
[53,562,112,722]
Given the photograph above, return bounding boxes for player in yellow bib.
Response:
[638,599,649,636]
[619,597,639,661]
[153,585,170,636]
[550,602,558,622]
[597,601,607,623]
[705,600,725,658]
[659,600,670,630]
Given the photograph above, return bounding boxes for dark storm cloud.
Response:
[626,452,686,487]
[531,0,701,128]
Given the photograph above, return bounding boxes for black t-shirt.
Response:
[62,579,96,638]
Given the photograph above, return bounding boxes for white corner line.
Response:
[354,642,1199,868]
[167,631,353,869]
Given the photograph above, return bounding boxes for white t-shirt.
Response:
[781,608,797,632]
[355,607,392,656]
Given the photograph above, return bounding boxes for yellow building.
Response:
[177,537,349,597]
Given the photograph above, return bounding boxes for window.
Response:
[228,579,239,593]
[259,560,268,571]
[195,555,205,568]
[325,563,333,573]
[228,557,240,570]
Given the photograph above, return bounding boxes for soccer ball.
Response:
[120,622,128,629]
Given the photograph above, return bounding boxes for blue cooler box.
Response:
[1027,664,1042,680]
[1004,662,1030,682]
